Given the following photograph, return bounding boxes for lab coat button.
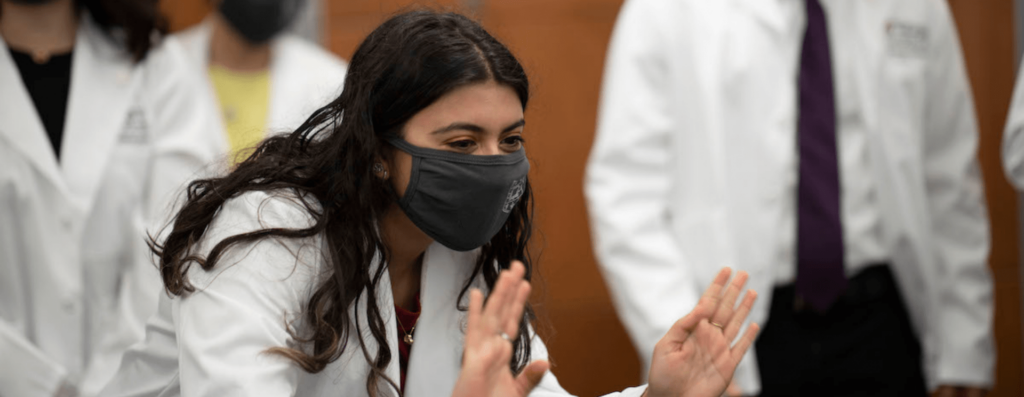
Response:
[61,217,73,230]
[62,301,76,313]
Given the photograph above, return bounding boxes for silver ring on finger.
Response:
[499,332,512,342]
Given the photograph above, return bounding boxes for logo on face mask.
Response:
[502,177,526,213]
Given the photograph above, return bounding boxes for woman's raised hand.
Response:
[646,268,760,397]
[452,261,550,397]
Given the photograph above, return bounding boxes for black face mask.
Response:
[388,137,530,252]
[218,0,306,44]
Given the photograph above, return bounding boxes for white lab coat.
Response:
[100,191,647,397]
[0,15,219,397]
[176,19,348,166]
[585,0,993,393]
[1003,61,1024,189]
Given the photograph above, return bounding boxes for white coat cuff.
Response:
[612,384,648,397]
[935,345,994,389]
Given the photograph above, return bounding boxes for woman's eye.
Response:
[447,140,476,150]
[502,136,525,147]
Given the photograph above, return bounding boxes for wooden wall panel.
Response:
[477,2,640,396]
[324,0,463,59]
[159,0,209,32]
[948,1,1023,396]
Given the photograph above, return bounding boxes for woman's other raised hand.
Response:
[646,268,760,397]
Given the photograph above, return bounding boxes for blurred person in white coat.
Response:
[99,11,762,397]
[176,0,347,166]
[0,0,218,396]
[586,0,993,396]
[1002,61,1024,190]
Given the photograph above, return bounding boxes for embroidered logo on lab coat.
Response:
[119,107,149,144]
[885,20,928,59]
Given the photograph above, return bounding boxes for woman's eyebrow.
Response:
[431,122,485,135]
[502,119,525,133]
[430,119,525,135]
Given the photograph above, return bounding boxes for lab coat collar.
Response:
[0,36,67,196]
[404,243,479,397]
[60,14,136,212]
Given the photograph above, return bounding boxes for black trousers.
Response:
[755,265,928,397]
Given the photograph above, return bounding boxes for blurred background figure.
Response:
[0,0,216,396]
[176,0,347,166]
[586,0,994,396]
[1004,63,1024,191]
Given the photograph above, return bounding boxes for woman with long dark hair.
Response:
[100,9,759,397]
[0,0,216,396]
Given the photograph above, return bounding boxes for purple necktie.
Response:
[795,0,847,312]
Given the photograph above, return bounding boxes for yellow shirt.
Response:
[208,64,270,165]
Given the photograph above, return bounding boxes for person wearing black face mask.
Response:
[173,0,348,169]
[99,10,761,397]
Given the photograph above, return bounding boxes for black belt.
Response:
[774,264,899,314]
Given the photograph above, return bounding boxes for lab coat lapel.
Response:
[311,251,401,395]
[266,37,302,132]
[180,19,230,157]
[851,3,910,250]
[376,254,403,390]
[184,19,214,68]
[59,17,135,211]
[853,1,935,344]
[404,243,477,397]
[0,37,66,194]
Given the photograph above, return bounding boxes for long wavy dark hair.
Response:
[0,0,166,62]
[152,10,534,396]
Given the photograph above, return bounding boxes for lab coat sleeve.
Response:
[526,329,647,397]
[922,3,995,389]
[81,37,220,397]
[584,0,699,370]
[97,293,181,397]
[175,193,320,397]
[1003,59,1024,190]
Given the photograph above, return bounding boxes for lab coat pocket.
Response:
[879,56,926,163]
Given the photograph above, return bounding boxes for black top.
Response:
[10,48,73,160]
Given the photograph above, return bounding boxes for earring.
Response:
[374,163,389,180]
